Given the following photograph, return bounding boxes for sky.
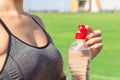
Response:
[100,0,120,10]
[23,0,70,12]
[23,0,120,12]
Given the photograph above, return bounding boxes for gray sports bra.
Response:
[0,16,63,80]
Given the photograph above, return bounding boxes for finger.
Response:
[85,25,94,33]
[85,25,94,39]
[86,30,102,39]
[93,30,102,38]
[90,43,103,59]
[86,37,102,46]
[90,43,103,51]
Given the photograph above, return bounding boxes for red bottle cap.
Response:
[75,24,87,39]
[78,24,87,33]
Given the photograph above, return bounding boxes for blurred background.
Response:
[24,0,120,12]
[24,0,120,80]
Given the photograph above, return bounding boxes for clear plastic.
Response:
[67,39,91,80]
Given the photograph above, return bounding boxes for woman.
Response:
[0,0,103,80]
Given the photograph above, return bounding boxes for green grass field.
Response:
[34,12,120,80]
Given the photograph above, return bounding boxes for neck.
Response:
[0,0,24,16]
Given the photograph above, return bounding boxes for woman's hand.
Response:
[86,26,103,59]
[68,25,103,80]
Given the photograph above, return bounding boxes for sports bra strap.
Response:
[31,16,45,30]
[0,18,11,35]
[0,16,45,35]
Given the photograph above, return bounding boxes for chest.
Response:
[1,37,63,79]
[1,17,48,49]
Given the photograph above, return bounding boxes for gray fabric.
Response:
[0,19,63,80]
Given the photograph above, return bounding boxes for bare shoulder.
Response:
[31,14,46,30]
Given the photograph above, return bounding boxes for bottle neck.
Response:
[76,38,86,40]
[75,39,86,42]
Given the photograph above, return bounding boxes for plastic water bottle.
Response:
[67,24,91,80]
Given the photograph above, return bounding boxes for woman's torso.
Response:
[0,13,63,80]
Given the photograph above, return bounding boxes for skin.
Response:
[0,0,103,80]
[86,26,103,59]
[0,0,48,71]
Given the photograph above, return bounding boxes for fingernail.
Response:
[86,35,90,39]
[86,41,91,45]
[90,46,94,49]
